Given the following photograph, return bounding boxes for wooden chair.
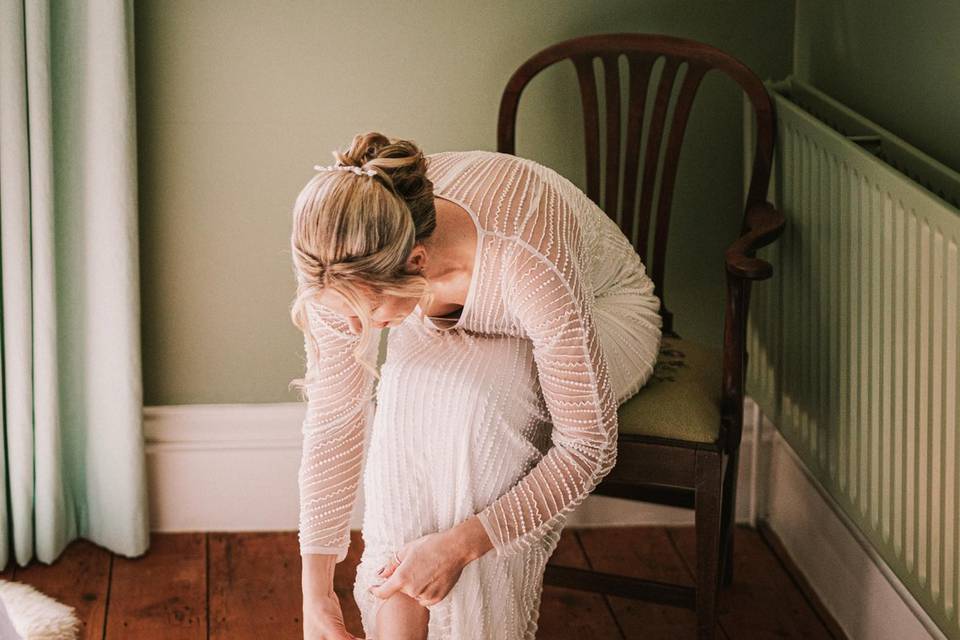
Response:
[497,33,786,639]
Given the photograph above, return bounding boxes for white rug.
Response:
[0,580,80,640]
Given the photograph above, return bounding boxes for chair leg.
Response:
[719,447,740,587]
[721,524,735,587]
[695,449,723,640]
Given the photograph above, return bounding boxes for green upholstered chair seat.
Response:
[616,335,723,444]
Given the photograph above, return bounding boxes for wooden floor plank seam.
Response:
[102,553,112,640]
[205,533,210,640]
[573,529,627,640]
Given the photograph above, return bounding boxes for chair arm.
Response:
[724,201,786,281]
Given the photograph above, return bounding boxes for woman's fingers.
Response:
[368,569,405,600]
[376,555,400,580]
[375,544,408,580]
[375,564,390,578]
[368,570,430,605]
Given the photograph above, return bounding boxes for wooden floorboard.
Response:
[755,520,847,640]
[208,531,302,639]
[0,525,839,639]
[541,528,624,638]
[11,539,111,640]
[577,526,728,640]
[1,556,13,579]
[669,524,836,639]
[105,532,206,639]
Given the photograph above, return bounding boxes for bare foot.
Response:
[373,592,429,640]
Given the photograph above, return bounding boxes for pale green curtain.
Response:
[0,0,148,566]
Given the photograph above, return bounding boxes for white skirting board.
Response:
[143,397,942,639]
[142,401,759,533]
[748,396,945,640]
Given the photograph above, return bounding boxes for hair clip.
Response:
[313,163,376,177]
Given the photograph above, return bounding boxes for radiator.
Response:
[744,75,960,637]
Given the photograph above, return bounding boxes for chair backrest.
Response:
[497,33,776,336]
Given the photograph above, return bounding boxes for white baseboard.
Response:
[143,401,759,532]
[145,398,946,638]
[748,396,945,640]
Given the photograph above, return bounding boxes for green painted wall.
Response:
[794,0,960,173]
[136,0,794,405]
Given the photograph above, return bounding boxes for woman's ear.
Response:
[404,244,427,274]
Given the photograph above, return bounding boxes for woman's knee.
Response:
[373,591,429,640]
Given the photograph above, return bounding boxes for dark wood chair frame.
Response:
[497,33,786,639]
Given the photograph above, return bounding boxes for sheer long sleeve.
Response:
[298,301,381,561]
[474,189,619,558]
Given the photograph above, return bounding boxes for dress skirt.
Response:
[352,293,662,639]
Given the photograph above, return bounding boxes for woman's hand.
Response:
[303,589,363,640]
[367,528,471,607]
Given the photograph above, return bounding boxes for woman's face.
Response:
[315,286,418,335]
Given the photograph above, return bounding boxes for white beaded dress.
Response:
[297,150,663,639]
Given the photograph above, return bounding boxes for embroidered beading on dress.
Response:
[297,149,663,639]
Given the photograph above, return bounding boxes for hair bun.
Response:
[332,131,430,205]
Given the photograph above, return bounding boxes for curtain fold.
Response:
[0,0,148,566]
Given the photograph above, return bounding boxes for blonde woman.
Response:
[291,132,662,640]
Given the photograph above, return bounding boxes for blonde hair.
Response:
[288,132,438,398]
